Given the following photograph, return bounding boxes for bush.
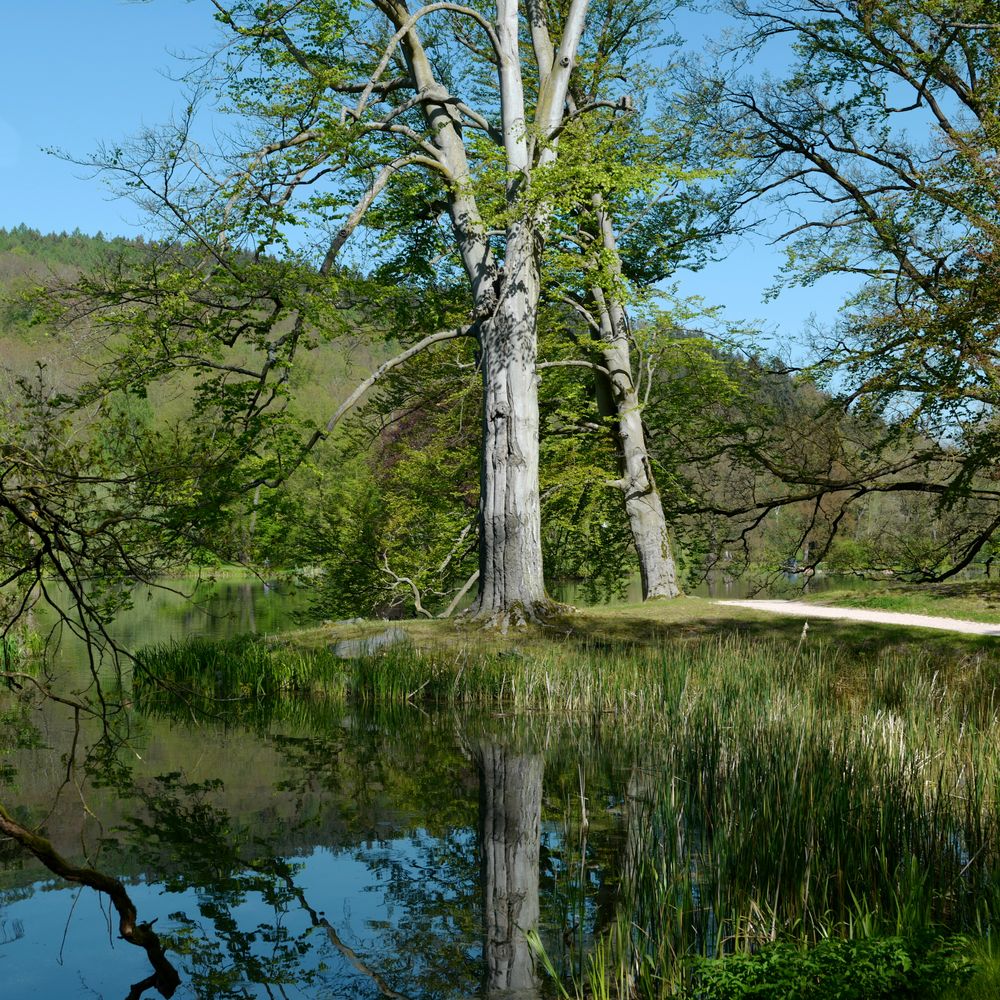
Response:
[688,935,973,1000]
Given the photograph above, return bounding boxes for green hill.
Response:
[0,225,390,425]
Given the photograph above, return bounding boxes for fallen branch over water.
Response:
[0,801,180,998]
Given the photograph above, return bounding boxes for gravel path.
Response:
[715,600,1000,637]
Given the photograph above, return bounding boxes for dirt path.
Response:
[715,600,1000,637]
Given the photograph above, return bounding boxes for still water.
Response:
[2,577,997,999]
[0,581,631,999]
[4,706,623,998]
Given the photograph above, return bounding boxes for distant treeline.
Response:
[0,224,142,270]
[0,225,148,339]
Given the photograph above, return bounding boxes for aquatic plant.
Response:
[133,632,1000,993]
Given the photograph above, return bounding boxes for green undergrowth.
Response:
[942,938,1000,999]
[135,626,1000,724]
[688,934,973,999]
[533,932,975,999]
[134,635,316,702]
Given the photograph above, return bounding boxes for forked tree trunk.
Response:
[397,0,587,625]
[469,222,549,625]
[477,741,543,998]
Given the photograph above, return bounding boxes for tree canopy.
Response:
[41,0,734,623]
[683,0,1000,578]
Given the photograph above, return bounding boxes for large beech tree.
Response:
[76,0,689,625]
[528,2,735,599]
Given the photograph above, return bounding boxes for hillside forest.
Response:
[0,217,990,625]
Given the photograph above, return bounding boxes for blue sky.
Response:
[0,1,851,355]
[1,2,221,234]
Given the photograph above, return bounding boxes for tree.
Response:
[0,363,245,674]
[0,801,180,999]
[72,0,690,626]
[476,740,544,995]
[688,0,1000,578]
[527,3,739,598]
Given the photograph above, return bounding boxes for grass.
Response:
[288,594,999,660]
[133,601,1000,998]
[135,612,1000,725]
[534,931,976,1000]
[944,939,1000,999]
[804,579,1000,624]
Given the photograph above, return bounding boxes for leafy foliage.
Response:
[688,935,973,1000]
[695,0,1000,578]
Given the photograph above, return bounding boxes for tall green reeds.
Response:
[525,640,1000,997]
[133,632,1000,995]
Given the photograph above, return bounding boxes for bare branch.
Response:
[257,325,473,487]
[381,554,433,618]
[0,802,180,997]
[440,569,479,618]
[353,4,502,117]
[537,359,611,377]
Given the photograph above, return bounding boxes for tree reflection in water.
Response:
[0,699,627,999]
[477,742,543,999]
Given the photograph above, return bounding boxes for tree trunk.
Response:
[469,222,549,625]
[477,741,543,998]
[399,1,589,625]
[591,200,680,600]
[600,333,680,599]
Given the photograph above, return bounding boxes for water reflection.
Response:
[477,742,542,998]
[29,578,306,682]
[6,580,1000,997]
[0,703,616,999]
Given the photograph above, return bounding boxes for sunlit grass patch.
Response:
[806,580,1000,625]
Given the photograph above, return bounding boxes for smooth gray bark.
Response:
[393,0,589,623]
[469,223,549,624]
[596,316,681,599]
[396,0,673,614]
[591,200,680,599]
[477,741,543,998]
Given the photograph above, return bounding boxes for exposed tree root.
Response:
[464,597,570,633]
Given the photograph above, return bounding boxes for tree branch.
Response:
[0,802,180,997]
[381,553,433,618]
[537,359,611,377]
[440,569,479,618]
[353,3,502,117]
[257,325,473,488]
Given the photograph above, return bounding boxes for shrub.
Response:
[688,935,974,1000]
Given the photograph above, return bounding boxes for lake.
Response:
[1,580,636,999]
[2,578,998,999]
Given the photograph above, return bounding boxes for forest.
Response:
[3,1,1000,998]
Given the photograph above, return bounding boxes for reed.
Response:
[133,632,1000,995]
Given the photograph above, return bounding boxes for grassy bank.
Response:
[132,604,1000,998]
[290,594,998,658]
[804,579,1000,624]
[134,598,1000,720]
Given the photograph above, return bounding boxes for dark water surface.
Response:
[4,703,624,999]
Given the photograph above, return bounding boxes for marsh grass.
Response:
[943,937,1000,999]
[134,629,1000,996]
[519,638,1000,997]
